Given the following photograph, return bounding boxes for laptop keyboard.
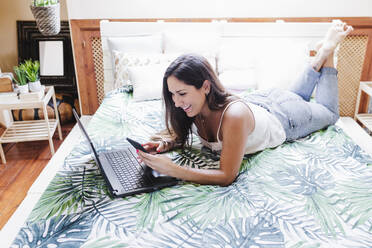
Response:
[105,150,150,190]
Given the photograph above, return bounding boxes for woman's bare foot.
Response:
[323,20,353,51]
[311,20,353,71]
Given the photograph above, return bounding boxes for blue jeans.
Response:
[243,65,339,141]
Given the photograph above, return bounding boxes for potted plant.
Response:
[30,0,60,36]
[24,59,41,92]
[13,64,29,93]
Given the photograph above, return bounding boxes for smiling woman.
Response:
[137,22,355,186]
[163,54,235,144]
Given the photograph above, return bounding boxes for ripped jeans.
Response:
[243,65,339,141]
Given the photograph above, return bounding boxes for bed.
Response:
[4,86,372,248]
[3,21,372,247]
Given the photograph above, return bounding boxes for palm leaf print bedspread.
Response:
[11,89,372,248]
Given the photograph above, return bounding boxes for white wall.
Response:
[66,0,372,19]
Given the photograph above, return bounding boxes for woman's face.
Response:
[167,75,209,117]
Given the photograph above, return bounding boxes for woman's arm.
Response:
[136,154,234,186]
[138,102,254,186]
[217,102,254,185]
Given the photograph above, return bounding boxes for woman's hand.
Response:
[137,150,175,176]
[142,141,170,154]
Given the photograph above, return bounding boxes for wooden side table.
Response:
[354,81,372,134]
[0,86,62,164]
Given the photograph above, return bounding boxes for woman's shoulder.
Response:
[220,100,255,138]
[224,96,251,114]
[225,101,251,119]
[220,98,253,127]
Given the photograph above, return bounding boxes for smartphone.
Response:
[126,138,148,153]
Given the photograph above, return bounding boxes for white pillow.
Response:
[107,34,163,84]
[112,51,172,89]
[163,31,218,71]
[256,39,310,90]
[128,63,168,101]
[160,52,217,73]
[219,69,257,92]
[163,31,219,55]
[217,38,259,91]
[217,38,259,74]
[107,34,163,54]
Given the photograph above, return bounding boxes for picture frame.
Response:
[17,21,77,96]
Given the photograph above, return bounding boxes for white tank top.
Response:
[192,100,286,154]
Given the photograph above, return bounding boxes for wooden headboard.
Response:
[69,17,372,116]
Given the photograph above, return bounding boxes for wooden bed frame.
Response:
[69,17,372,116]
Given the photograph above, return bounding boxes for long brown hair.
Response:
[162,54,232,147]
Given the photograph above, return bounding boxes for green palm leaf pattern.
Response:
[92,92,165,142]
[171,147,220,169]
[256,148,346,237]
[28,163,107,222]
[163,176,264,229]
[11,89,372,247]
[132,188,177,229]
[85,198,139,238]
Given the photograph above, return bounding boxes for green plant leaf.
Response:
[13,65,28,85]
[33,0,58,7]
[23,59,39,82]
[28,165,108,222]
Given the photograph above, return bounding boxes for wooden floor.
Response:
[0,121,74,230]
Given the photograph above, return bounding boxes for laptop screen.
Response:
[72,109,101,162]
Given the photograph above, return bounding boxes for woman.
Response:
[137,21,353,186]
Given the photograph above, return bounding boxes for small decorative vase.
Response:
[29,80,42,92]
[18,84,29,94]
